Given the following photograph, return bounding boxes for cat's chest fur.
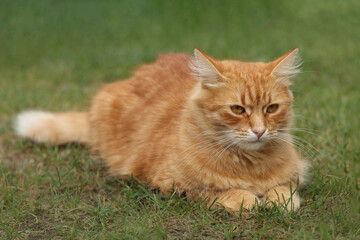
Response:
[161,146,303,197]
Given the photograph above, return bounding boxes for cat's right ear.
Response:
[190,48,223,88]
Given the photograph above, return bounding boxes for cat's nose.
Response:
[252,129,265,139]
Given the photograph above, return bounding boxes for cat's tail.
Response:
[14,111,89,145]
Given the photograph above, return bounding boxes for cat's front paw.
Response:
[217,189,261,211]
[262,186,300,211]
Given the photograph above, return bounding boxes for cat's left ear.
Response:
[269,48,302,84]
[190,48,223,88]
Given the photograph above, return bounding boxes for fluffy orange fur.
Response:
[15,48,307,212]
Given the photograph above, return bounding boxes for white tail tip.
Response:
[14,111,56,143]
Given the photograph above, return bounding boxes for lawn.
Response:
[1,0,359,239]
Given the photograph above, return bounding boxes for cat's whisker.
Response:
[180,136,234,163]
[197,138,235,172]
[277,132,319,154]
[278,127,319,132]
[176,137,214,157]
[175,129,234,158]
[272,134,311,153]
[187,142,229,175]
[209,138,242,172]
[208,139,237,169]
[270,137,309,158]
[277,128,321,138]
[190,131,227,139]
[178,136,230,161]
[188,130,235,142]
[271,135,316,160]
[234,132,249,137]
[272,137,308,154]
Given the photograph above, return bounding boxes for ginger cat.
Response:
[15,48,307,212]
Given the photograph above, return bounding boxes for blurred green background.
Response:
[1,0,359,239]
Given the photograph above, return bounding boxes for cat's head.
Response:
[190,48,301,151]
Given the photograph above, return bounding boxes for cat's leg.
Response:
[197,189,261,211]
[262,184,300,211]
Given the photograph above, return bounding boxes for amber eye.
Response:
[266,104,279,113]
[230,105,246,115]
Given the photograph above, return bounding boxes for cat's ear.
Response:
[269,48,301,84]
[190,48,223,88]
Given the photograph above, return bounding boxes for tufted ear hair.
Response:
[189,48,223,88]
[270,48,302,84]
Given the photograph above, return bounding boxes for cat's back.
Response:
[93,52,197,121]
[91,52,196,112]
[100,53,195,103]
[131,52,195,93]
[89,53,197,175]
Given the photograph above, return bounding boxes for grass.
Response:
[1,0,359,239]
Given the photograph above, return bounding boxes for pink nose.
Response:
[252,129,265,139]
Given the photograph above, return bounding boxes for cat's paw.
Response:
[262,187,300,212]
[218,190,261,211]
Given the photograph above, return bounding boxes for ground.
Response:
[0,0,359,239]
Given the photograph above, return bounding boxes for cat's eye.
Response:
[266,104,279,113]
[230,105,246,115]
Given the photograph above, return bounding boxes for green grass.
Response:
[1,0,359,239]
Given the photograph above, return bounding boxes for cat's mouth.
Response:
[246,136,266,144]
[248,139,265,144]
[236,134,272,150]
